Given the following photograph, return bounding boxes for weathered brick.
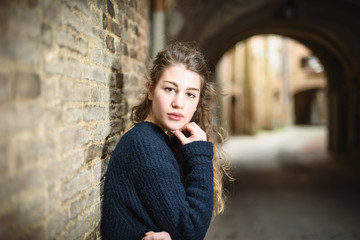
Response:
[94,202,101,225]
[123,28,130,41]
[102,13,108,29]
[42,0,62,25]
[115,40,123,56]
[47,186,61,214]
[89,47,102,63]
[42,106,62,129]
[101,134,120,160]
[130,48,137,59]
[70,195,87,219]
[0,106,13,134]
[109,104,123,120]
[87,183,101,207]
[85,144,102,163]
[60,80,90,102]
[0,142,8,176]
[19,225,45,240]
[42,23,52,47]
[92,8,102,26]
[134,25,140,37]
[65,210,94,239]
[15,136,54,168]
[124,16,129,30]
[66,149,84,174]
[17,193,46,229]
[109,89,122,103]
[106,34,115,53]
[116,72,124,88]
[12,72,41,100]
[83,65,108,84]
[45,160,68,186]
[84,24,105,44]
[9,6,41,39]
[115,4,124,23]
[107,0,115,18]
[63,5,82,33]
[60,127,90,150]
[85,223,100,240]
[65,107,83,124]
[66,0,90,16]
[57,30,88,56]
[94,0,106,12]
[91,85,110,102]
[27,0,39,8]
[0,167,44,203]
[2,103,41,132]
[92,123,111,141]
[129,74,139,86]
[89,47,118,69]
[0,210,17,239]
[92,161,103,183]
[108,72,116,87]
[0,74,10,102]
[84,105,107,121]
[47,210,69,239]
[107,18,123,37]
[61,169,91,203]
[123,42,129,56]
[0,34,40,65]
[44,57,65,75]
[66,58,83,79]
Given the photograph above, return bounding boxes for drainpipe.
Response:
[152,0,166,59]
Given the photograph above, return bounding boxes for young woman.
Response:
[101,42,231,240]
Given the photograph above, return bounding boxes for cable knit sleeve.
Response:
[131,131,214,240]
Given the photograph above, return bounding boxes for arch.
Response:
[171,0,360,156]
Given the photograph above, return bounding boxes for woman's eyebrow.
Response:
[164,80,200,91]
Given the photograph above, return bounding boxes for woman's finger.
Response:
[182,122,207,142]
[142,231,172,240]
[172,129,190,145]
[173,122,207,145]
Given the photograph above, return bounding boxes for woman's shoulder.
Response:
[114,122,173,165]
[121,121,167,145]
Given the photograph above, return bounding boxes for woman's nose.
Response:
[172,94,184,108]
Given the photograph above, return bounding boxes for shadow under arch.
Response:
[179,2,360,157]
[294,87,326,125]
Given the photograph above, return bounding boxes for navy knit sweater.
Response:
[101,122,214,240]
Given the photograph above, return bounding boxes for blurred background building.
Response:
[217,35,327,135]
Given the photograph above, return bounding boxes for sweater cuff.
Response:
[181,141,214,163]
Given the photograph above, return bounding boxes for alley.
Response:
[205,126,360,240]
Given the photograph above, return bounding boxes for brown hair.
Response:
[131,42,232,217]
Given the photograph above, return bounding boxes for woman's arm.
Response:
[131,124,214,240]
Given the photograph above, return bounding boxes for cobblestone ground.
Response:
[205,126,360,240]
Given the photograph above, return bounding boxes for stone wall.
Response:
[0,0,150,239]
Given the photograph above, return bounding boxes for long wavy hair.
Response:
[131,42,232,218]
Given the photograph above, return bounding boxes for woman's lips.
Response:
[168,113,184,121]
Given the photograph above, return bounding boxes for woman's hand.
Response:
[172,122,207,145]
[142,231,172,240]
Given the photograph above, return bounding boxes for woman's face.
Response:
[148,64,201,132]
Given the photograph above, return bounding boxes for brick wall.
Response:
[0,0,150,239]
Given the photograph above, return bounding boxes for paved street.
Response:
[205,126,360,240]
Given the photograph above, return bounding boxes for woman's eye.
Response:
[164,87,175,93]
[187,92,197,98]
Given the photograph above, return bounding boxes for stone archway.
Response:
[167,0,360,158]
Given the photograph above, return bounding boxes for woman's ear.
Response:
[147,85,153,101]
